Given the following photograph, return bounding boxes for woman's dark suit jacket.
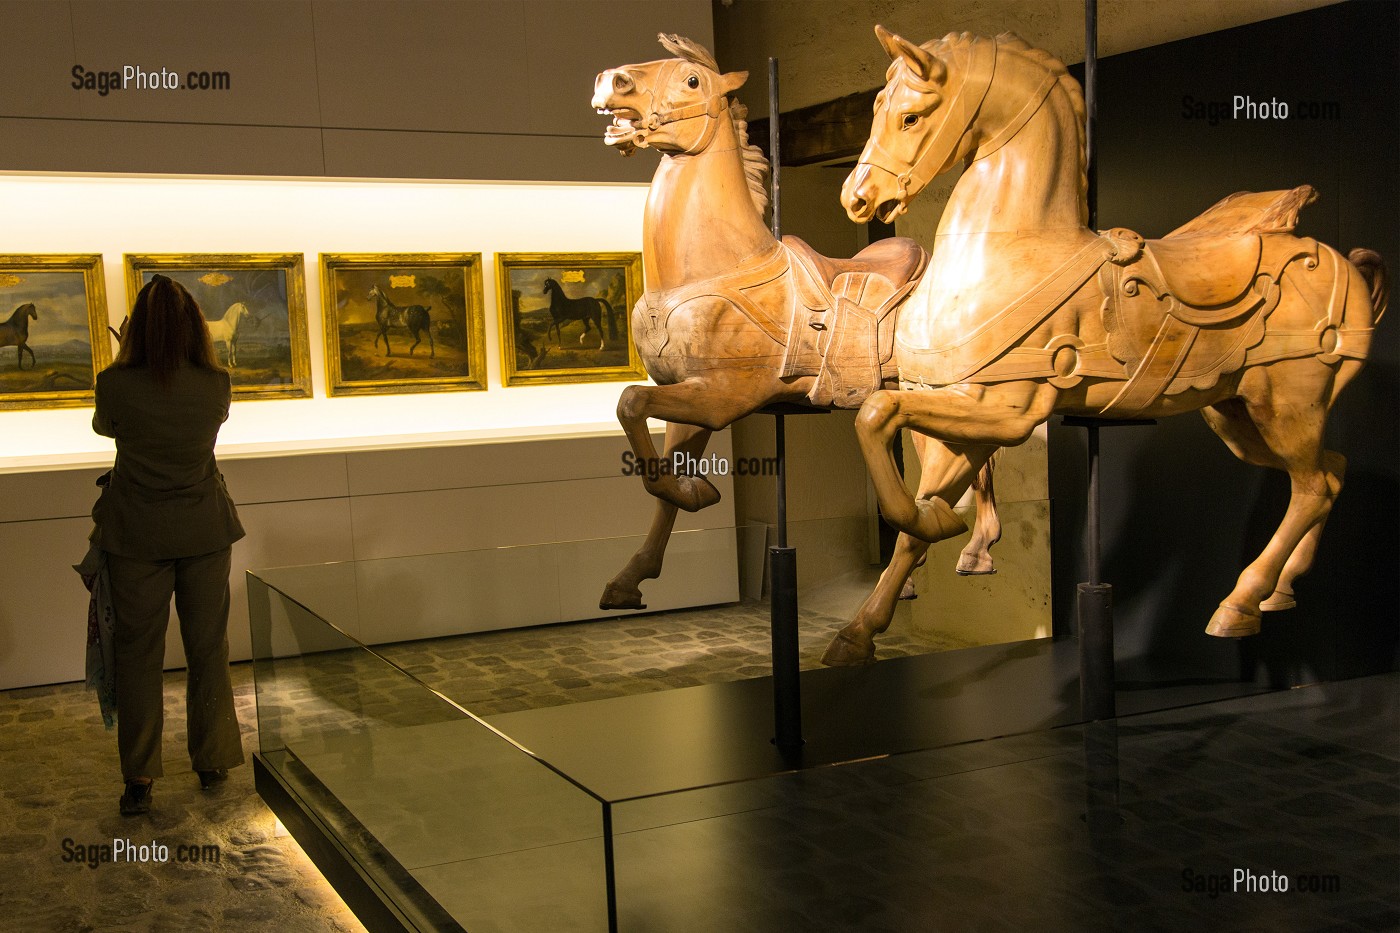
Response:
[91,365,245,560]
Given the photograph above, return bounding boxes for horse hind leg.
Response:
[1201,362,1342,637]
[956,456,1002,574]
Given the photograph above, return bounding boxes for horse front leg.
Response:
[956,457,1002,574]
[617,377,774,511]
[857,382,1055,542]
[601,422,712,610]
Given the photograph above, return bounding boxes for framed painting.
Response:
[124,253,312,400]
[320,253,487,397]
[0,254,111,410]
[496,252,645,386]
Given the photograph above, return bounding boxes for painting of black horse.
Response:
[542,277,614,350]
[497,253,645,386]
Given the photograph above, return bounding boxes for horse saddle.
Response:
[1100,232,1318,417]
[779,236,929,407]
[1095,186,1326,416]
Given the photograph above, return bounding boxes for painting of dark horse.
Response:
[0,303,37,370]
[542,277,612,350]
[321,255,487,397]
[0,257,110,410]
[368,283,435,358]
[497,252,645,386]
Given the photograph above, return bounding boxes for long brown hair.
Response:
[113,274,223,383]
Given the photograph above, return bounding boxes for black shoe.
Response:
[119,780,152,815]
[197,769,228,790]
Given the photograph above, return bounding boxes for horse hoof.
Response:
[599,582,646,611]
[898,579,918,600]
[675,476,721,512]
[1259,591,1297,612]
[1205,603,1262,638]
[954,553,997,575]
[821,631,875,667]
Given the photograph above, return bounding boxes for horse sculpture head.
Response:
[843,27,1002,224]
[844,28,1085,226]
[593,33,748,156]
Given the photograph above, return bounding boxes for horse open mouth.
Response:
[874,197,906,224]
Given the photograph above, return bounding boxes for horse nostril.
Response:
[613,73,633,93]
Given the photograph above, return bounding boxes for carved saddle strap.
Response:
[904,235,1122,388]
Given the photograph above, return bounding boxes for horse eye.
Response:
[902,113,918,128]
[687,75,699,89]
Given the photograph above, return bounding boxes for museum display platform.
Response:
[242,532,1380,933]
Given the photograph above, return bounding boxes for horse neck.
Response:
[642,116,775,291]
[935,81,1085,242]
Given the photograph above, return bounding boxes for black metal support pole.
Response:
[766,56,802,754]
[1070,0,1115,724]
[1064,414,1151,720]
[768,57,781,240]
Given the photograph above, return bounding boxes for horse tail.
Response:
[601,299,618,339]
[1349,248,1389,326]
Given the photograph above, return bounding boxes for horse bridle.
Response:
[617,60,728,154]
[856,39,1059,215]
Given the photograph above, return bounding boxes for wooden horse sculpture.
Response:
[0,303,38,370]
[592,34,1002,626]
[542,277,612,350]
[826,27,1388,665]
[369,284,435,358]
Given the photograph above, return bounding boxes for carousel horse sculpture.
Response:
[591,34,1003,623]
[823,27,1388,665]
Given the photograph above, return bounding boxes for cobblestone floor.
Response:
[0,594,966,933]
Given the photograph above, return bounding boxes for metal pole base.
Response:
[1077,582,1115,721]
[769,546,803,752]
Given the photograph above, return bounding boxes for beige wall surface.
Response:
[0,430,738,690]
[0,0,712,181]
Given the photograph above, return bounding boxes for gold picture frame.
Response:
[320,253,487,397]
[496,252,645,386]
[0,254,111,410]
[124,253,312,400]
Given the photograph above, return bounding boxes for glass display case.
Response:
[249,520,1272,931]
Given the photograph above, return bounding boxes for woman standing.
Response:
[92,274,246,815]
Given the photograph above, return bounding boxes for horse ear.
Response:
[874,25,943,83]
[717,70,748,96]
